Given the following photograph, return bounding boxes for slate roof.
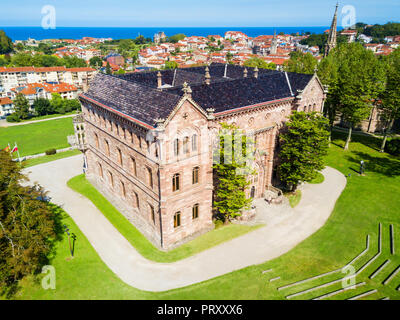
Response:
[81,63,314,128]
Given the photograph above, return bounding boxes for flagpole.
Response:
[15,142,21,162]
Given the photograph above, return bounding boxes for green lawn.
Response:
[0,117,74,156]
[22,149,81,168]
[285,190,302,208]
[308,172,325,184]
[67,174,263,263]
[6,130,400,300]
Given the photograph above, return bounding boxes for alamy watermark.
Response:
[41,5,56,29]
[41,265,56,290]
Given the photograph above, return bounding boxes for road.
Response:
[25,155,347,292]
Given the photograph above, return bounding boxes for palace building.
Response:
[78,63,327,249]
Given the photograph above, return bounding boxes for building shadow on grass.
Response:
[345,151,400,177]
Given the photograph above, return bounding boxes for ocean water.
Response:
[0,26,337,41]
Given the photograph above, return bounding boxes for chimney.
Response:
[157,71,162,89]
[243,68,248,78]
[204,66,211,85]
[254,66,259,79]
[223,63,228,78]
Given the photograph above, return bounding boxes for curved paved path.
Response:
[25,155,346,292]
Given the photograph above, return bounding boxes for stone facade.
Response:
[79,66,326,250]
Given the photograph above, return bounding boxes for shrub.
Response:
[6,113,21,122]
[45,148,57,155]
[385,138,400,156]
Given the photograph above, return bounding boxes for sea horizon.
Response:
[0,26,340,41]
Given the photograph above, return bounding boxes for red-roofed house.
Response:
[0,97,14,118]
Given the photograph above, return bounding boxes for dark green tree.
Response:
[105,61,112,75]
[0,30,13,54]
[244,57,276,70]
[213,123,255,223]
[33,98,52,116]
[13,94,30,120]
[89,56,103,69]
[164,60,178,69]
[0,151,57,294]
[284,51,318,74]
[378,49,400,152]
[278,111,330,191]
[334,43,386,150]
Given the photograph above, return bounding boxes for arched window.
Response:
[120,181,126,198]
[174,212,181,228]
[172,173,180,192]
[183,137,189,154]
[192,134,198,152]
[133,191,140,208]
[173,139,179,156]
[192,166,199,184]
[149,204,155,224]
[108,171,114,188]
[313,103,317,112]
[104,139,110,156]
[147,167,153,189]
[94,133,99,149]
[192,204,199,219]
[98,162,103,178]
[130,157,137,176]
[117,148,123,166]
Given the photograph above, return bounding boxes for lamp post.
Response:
[64,225,74,258]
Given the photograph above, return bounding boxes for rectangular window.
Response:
[149,204,155,224]
[192,167,199,184]
[192,204,199,219]
[172,173,180,192]
[147,167,153,189]
[174,212,181,228]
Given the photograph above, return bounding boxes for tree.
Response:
[0,151,57,294]
[226,52,233,64]
[0,30,13,54]
[278,111,330,191]
[61,56,87,68]
[33,98,52,116]
[334,43,386,150]
[13,94,30,120]
[50,93,65,114]
[243,57,276,70]
[89,56,103,69]
[105,61,112,75]
[167,34,186,44]
[317,52,339,141]
[10,53,33,67]
[378,49,400,152]
[213,123,254,222]
[63,99,81,112]
[164,61,178,69]
[283,51,318,74]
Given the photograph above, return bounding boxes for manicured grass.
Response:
[286,190,302,208]
[67,174,263,263]
[308,172,325,184]
[7,130,400,300]
[0,117,74,156]
[22,149,81,168]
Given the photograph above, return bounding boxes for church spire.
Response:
[324,2,339,57]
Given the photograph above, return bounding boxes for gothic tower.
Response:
[324,3,339,57]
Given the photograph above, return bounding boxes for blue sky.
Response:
[1,0,399,27]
